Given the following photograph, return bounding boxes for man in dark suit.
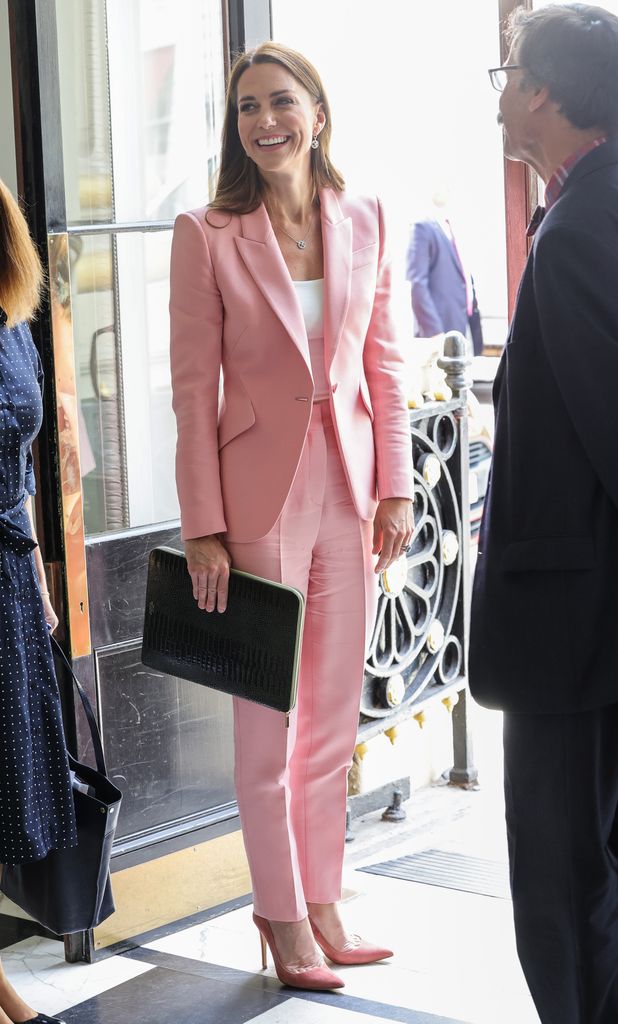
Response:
[470,5,618,1023]
[405,198,484,354]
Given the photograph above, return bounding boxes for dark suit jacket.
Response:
[470,139,618,714]
[406,219,483,353]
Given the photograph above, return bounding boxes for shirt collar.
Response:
[544,136,608,210]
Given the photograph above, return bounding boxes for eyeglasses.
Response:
[488,65,523,92]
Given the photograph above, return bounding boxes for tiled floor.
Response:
[0,705,541,1024]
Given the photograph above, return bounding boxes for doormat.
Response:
[359,848,511,899]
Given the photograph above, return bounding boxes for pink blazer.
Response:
[170,188,414,542]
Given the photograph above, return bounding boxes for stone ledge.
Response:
[347,776,411,820]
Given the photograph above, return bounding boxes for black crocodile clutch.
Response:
[141,547,305,713]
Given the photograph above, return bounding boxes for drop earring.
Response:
[311,135,320,149]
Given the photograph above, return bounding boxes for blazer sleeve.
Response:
[406,221,444,337]
[363,198,414,502]
[534,223,618,509]
[170,211,227,540]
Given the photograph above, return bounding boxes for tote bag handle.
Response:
[50,635,108,777]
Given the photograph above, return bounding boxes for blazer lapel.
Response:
[235,204,310,369]
[320,188,352,370]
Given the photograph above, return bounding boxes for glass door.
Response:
[54,0,236,855]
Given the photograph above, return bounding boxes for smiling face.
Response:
[236,62,325,180]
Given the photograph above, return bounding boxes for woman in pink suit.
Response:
[170,42,414,991]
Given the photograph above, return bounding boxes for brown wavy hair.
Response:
[0,179,43,326]
[209,42,345,217]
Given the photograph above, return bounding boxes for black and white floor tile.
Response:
[0,709,541,1024]
[0,930,154,1017]
[0,866,539,1024]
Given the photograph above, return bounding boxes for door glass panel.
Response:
[57,0,225,226]
[106,0,225,223]
[56,0,114,226]
[70,230,178,535]
[55,0,226,536]
[98,642,235,843]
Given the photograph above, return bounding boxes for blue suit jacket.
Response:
[405,219,469,337]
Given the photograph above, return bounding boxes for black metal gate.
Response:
[360,333,477,789]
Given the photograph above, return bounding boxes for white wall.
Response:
[0,0,17,196]
[271,0,508,344]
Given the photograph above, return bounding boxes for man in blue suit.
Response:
[470,5,618,1023]
[405,194,484,353]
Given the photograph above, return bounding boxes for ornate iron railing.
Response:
[359,332,477,787]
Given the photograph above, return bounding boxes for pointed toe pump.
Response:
[253,913,345,990]
[310,920,394,966]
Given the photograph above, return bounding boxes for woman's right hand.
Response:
[184,535,232,613]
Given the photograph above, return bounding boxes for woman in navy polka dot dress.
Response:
[0,180,76,1024]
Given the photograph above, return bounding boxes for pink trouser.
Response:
[226,401,379,922]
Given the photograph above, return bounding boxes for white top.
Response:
[292,278,324,339]
[292,278,329,400]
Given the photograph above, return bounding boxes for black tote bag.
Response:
[0,638,122,935]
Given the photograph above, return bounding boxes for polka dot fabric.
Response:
[0,313,77,865]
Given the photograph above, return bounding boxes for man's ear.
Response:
[529,85,550,113]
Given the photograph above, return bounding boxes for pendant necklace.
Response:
[278,209,314,250]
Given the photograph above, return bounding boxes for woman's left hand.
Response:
[41,594,59,634]
[372,497,414,573]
